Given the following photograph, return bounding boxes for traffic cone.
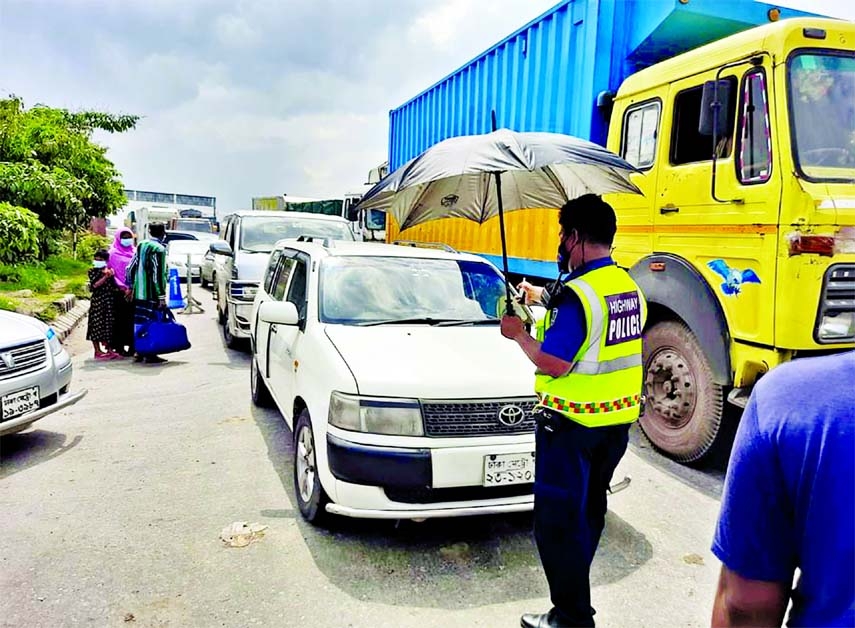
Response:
[167,267,186,309]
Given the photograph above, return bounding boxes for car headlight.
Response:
[328,392,423,436]
[46,327,63,355]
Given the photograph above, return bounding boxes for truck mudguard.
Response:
[630,254,732,385]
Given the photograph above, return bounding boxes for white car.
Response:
[0,311,86,436]
[210,211,356,349]
[166,240,210,281]
[249,239,539,524]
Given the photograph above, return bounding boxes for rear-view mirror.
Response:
[259,301,299,326]
[699,80,733,137]
[209,240,233,257]
[346,206,360,222]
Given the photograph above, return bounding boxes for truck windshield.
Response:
[788,51,855,182]
[319,256,506,325]
[175,220,210,232]
[239,216,354,252]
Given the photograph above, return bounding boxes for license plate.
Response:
[1,386,40,421]
[483,452,535,487]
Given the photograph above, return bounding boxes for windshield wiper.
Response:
[435,318,500,326]
[355,317,462,327]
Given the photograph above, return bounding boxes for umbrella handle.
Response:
[493,171,514,316]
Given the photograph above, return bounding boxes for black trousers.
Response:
[533,409,630,627]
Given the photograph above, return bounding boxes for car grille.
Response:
[0,339,48,380]
[421,397,538,437]
[384,483,533,505]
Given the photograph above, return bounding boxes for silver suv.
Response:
[0,311,86,436]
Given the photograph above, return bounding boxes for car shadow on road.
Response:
[249,406,653,610]
[0,430,83,480]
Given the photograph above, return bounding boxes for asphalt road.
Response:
[0,288,730,628]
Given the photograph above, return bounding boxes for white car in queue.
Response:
[248,238,540,524]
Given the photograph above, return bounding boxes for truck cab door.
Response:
[655,65,781,348]
[606,97,663,263]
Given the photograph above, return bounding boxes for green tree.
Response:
[0,96,138,246]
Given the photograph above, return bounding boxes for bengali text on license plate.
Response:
[1,386,39,421]
[483,452,535,487]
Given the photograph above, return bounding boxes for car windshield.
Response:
[788,51,855,182]
[319,256,508,325]
[168,241,209,256]
[239,216,354,252]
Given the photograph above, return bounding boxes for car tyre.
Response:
[293,410,329,525]
[222,309,241,350]
[200,274,209,289]
[639,320,725,464]
[250,357,273,407]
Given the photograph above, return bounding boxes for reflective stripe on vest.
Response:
[534,264,646,428]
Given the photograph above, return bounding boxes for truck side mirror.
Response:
[699,80,733,137]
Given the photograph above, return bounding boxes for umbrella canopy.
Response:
[357,129,642,231]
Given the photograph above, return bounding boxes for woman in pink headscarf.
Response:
[108,227,137,356]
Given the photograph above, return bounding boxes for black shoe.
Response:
[521,610,580,628]
[143,355,167,364]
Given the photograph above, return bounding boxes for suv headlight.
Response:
[328,392,423,436]
[46,327,63,355]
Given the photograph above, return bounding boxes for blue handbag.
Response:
[134,308,191,355]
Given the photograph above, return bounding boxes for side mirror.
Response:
[259,301,299,326]
[209,240,233,257]
[699,80,733,137]
[346,206,360,222]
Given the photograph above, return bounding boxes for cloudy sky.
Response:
[1,0,853,215]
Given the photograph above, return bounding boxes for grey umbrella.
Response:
[356,128,643,313]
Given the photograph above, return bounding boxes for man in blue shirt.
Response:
[711,350,855,627]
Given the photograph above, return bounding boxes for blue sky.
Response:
[0,0,853,215]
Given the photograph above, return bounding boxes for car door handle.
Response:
[270,325,278,334]
[659,205,680,214]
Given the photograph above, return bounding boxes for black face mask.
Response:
[557,237,569,274]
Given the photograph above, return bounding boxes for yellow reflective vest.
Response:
[535,264,647,427]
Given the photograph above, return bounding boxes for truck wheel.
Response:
[639,320,724,464]
[293,410,329,524]
[250,357,273,407]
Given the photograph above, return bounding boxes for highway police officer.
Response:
[501,194,646,628]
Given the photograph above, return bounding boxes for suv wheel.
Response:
[250,357,273,407]
[293,410,329,524]
[223,309,241,349]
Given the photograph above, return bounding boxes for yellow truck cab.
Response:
[607,18,854,461]
[385,8,855,464]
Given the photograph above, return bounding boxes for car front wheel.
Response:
[250,357,273,407]
[293,410,329,524]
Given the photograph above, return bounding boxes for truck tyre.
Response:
[639,320,724,464]
[293,410,329,525]
[250,357,273,407]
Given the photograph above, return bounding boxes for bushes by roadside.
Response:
[0,202,43,264]
[74,232,112,263]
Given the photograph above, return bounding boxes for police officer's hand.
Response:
[501,314,526,341]
[516,280,543,305]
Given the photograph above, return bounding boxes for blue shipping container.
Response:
[388,0,815,170]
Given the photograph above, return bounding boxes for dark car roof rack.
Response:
[296,235,334,248]
[392,240,458,253]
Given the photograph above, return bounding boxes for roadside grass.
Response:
[0,255,90,318]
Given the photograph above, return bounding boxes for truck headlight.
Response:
[46,327,63,355]
[817,311,855,341]
[328,392,423,436]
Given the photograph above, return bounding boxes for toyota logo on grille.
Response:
[0,352,13,368]
[497,404,525,427]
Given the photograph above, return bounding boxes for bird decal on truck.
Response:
[707,259,762,296]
